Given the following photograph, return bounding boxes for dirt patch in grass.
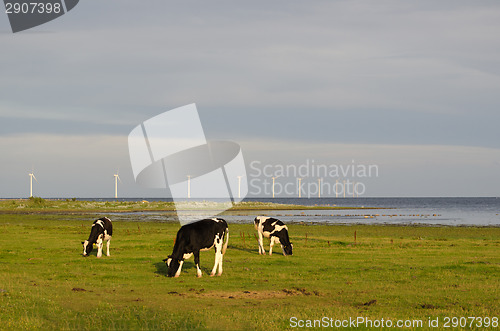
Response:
[190,288,321,300]
[71,288,87,292]
[419,303,439,309]
[199,290,287,299]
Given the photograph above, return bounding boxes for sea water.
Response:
[101,197,500,226]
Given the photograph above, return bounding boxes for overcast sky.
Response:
[1,0,500,198]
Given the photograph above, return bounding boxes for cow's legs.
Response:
[106,238,111,256]
[96,235,103,258]
[96,243,103,258]
[216,241,224,276]
[269,236,280,256]
[258,231,266,255]
[210,251,219,276]
[174,261,184,278]
[210,250,223,276]
[217,251,223,276]
[194,251,202,278]
[211,241,223,276]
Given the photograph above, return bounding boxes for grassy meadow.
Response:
[0,210,499,330]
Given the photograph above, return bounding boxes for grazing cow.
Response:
[82,217,112,258]
[163,218,229,278]
[254,216,293,256]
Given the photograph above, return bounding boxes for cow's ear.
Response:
[81,241,84,244]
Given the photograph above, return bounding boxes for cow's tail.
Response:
[222,227,229,255]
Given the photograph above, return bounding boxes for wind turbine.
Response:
[114,172,121,199]
[28,171,38,197]
[272,177,278,198]
[187,175,191,198]
[237,175,244,199]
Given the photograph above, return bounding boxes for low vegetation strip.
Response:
[0,213,498,330]
[0,197,371,213]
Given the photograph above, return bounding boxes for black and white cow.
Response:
[254,216,293,256]
[82,217,112,258]
[163,218,229,278]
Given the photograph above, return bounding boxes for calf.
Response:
[82,217,112,258]
[254,216,293,256]
[163,218,229,278]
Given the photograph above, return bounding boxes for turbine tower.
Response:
[272,177,278,198]
[28,171,38,197]
[114,173,121,199]
[237,175,243,199]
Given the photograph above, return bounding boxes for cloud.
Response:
[1,1,500,197]
[0,134,130,197]
[2,1,500,117]
[1,131,499,198]
[240,138,500,197]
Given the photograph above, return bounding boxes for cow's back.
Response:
[254,216,271,231]
[101,217,113,237]
[174,218,227,255]
[255,217,285,234]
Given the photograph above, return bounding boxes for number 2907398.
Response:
[5,2,62,14]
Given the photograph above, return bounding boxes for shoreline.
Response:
[2,210,498,228]
[1,197,497,227]
[0,198,379,213]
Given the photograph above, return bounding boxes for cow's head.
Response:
[163,255,180,277]
[282,242,293,256]
[166,258,181,277]
[81,240,93,256]
[163,256,172,267]
[276,227,293,256]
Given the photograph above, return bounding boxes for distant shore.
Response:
[0,197,374,214]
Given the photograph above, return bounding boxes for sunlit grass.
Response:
[0,214,498,330]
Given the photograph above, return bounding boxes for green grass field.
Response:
[0,212,498,330]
